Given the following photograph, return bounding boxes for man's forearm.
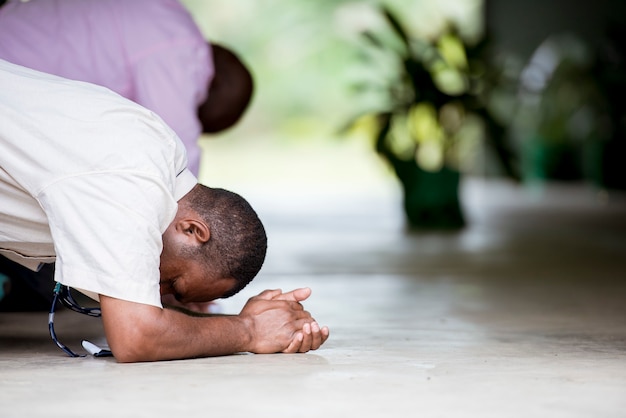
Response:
[99,289,328,362]
[100,295,253,362]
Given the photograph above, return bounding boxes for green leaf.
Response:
[375,112,393,157]
[361,30,384,49]
[381,5,410,51]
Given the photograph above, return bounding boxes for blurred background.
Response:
[2,2,626,412]
[182,0,626,230]
[187,0,484,197]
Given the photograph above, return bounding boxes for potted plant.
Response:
[343,6,519,229]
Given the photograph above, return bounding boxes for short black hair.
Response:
[186,185,267,297]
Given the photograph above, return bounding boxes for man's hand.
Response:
[238,288,329,354]
[100,287,329,362]
[269,288,330,353]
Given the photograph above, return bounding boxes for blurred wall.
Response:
[486,0,625,60]
[486,0,626,189]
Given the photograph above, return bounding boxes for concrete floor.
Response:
[1,178,625,418]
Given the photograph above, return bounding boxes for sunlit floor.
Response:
[1,156,626,417]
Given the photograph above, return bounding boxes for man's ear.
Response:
[177,219,211,244]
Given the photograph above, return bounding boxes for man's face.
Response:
[160,226,236,303]
[159,260,236,303]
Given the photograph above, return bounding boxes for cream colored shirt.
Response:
[0,59,196,307]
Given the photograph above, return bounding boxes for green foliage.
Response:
[345,5,519,180]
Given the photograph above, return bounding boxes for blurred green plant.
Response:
[345,5,519,178]
[343,5,519,228]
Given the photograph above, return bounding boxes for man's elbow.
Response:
[110,342,152,363]
[100,296,169,363]
[107,329,161,363]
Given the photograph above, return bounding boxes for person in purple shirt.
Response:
[0,0,253,177]
[0,0,253,313]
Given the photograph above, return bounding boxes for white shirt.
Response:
[0,59,197,307]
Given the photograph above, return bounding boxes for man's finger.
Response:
[282,332,303,354]
[272,287,311,302]
[253,289,283,300]
[308,321,323,351]
[297,322,313,353]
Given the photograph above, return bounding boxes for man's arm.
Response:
[100,288,329,362]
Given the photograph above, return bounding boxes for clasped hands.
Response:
[239,287,330,354]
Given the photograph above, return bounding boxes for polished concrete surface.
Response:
[1,177,626,418]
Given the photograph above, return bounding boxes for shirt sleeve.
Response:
[38,171,179,308]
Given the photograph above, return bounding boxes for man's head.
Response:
[198,43,254,134]
[159,185,267,303]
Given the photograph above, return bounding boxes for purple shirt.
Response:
[0,0,213,175]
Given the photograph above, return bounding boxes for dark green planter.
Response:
[391,159,465,230]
